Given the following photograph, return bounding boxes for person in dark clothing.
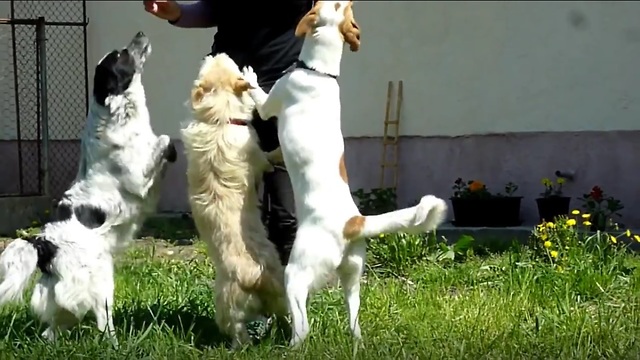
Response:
[144,0,313,265]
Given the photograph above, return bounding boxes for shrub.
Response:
[367,232,474,275]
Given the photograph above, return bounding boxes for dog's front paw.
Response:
[164,141,177,163]
[156,135,176,163]
[157,134,171,148]
[241,66,259,89]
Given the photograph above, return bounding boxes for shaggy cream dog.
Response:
[181,53,287,349]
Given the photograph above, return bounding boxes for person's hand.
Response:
[143,0,181,22]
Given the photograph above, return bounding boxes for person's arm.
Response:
[169,1,218,28]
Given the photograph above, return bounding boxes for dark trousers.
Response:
[250,110,297,265]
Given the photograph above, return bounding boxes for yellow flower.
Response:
[550,250,558,258]
[610,235,617,244]
[541,178,552,186]
[379,233,385,238]
[571,210,580,215]
[546,222,555,229]
[581,213,590,219]
[626,229,631,237]
[556,178,566,185]
[540,233,548,241]
[634,235,640,243]
[583,221,592,226]
[543,241,552,248]
[566,219,577,226]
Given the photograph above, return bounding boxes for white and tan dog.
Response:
[182,53,287,348]
[242,1,448,347]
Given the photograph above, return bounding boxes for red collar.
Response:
[228,119,248,126]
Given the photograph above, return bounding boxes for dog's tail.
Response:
[344,195,448,240]
[0,235,56,304]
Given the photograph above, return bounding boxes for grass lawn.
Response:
[1,218,639,359]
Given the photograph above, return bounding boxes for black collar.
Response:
[294,60,338,79]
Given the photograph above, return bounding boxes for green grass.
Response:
[1,234,640,359]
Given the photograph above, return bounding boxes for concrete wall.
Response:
[5,1,639,140]
[2,2,640,227]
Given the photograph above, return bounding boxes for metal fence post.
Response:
[36,16,49,196]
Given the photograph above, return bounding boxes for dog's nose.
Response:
[136,31,145,38]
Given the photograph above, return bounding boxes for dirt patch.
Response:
[130,237,207,262]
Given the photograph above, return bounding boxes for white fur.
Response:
[0,32,172,345]
[182,54,288,349]
[242,1,448,347]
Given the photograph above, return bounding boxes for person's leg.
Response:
[251,109,298,265]
[263,167,297,265]
[247,110,297,339]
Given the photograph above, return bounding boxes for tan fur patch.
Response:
[343,215,365,240]
[191,56,250,107]
[339,153,348,183]
[232,78,251,94]
[339,1,361,52]
[191,86,205,105]
[295,1,322,37]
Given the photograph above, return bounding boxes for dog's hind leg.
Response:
[91,272,118,347]
[337,240,366,342]
[41,309,80,342]
[284,264,313,348]
[32,279,78,342]
[214,280,252,350]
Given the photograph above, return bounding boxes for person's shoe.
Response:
[246,315,274,340]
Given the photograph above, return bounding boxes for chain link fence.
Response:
[0,18,43,197]
[0,0,88,198]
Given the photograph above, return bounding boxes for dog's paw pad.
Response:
[164,142,177,163]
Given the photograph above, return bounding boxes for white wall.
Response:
[2,1,640,140]
[341,1,640,137]
[85,1,212,140]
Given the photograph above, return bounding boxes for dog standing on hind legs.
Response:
[182,53,289,349]
[241,1,448,347]
[0,31,176,346]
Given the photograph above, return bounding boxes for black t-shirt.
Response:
[207,1,313,151]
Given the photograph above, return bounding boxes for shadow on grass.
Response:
[472,237,525,257]
[114,302,228,349]
[139,213,198,242]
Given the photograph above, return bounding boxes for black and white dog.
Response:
[0,31,175,345]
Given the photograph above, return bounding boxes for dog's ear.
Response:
[191,81,206,105]
[340,1,361,52]
[93,50,136,106]
[295,2,322,37]
[232,77,252,94]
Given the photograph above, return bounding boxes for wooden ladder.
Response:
[379,80,403,189]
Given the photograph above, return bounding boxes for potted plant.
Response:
[450,178,522,227]
[535,176,570,222]
[578,185,624,231]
